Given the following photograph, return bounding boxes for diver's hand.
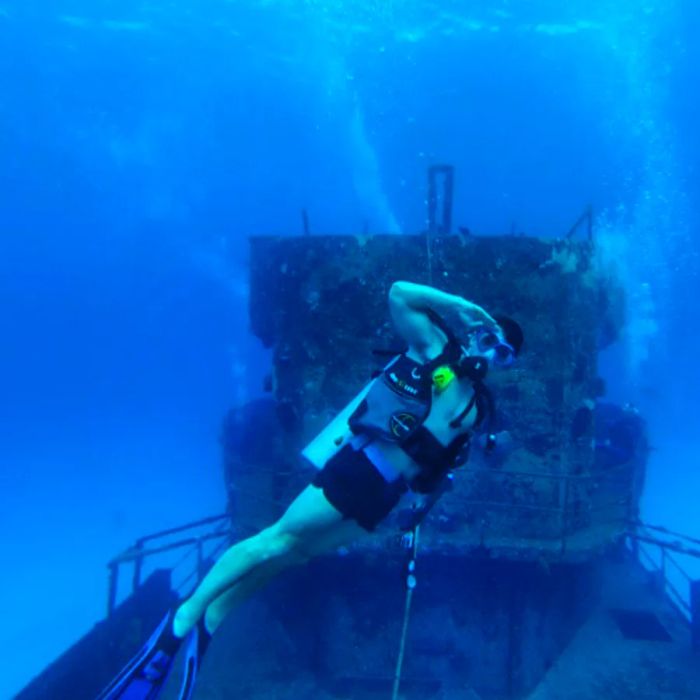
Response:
[456,300,498,332]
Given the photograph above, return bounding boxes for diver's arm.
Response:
[390,281,463,313]
[389,286,443,350]
[389,281,497,330]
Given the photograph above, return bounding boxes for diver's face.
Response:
[467,340,499,368]
[466,329,515,369]
[466,335,495,362]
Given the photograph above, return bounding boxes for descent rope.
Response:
[391,524,420,700]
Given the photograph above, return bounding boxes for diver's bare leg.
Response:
[173,485,351,638]
[202,558,292,633]
[202,517,367,633]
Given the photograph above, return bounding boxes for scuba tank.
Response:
[301,376,382,470]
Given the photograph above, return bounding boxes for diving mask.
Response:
[476,329,515,367]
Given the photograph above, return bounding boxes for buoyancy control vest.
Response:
[348,310,495,492]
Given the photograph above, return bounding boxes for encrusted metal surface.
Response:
[245,234,640,561]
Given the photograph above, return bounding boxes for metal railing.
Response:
[102,493,699,654]
[626,521,700,651]
[451,456,638,554]
[106,513,233,617]
[565,205,594,240]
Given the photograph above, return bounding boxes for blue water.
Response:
[1,1,698,697]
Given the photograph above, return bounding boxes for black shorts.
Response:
[312,445,408,531]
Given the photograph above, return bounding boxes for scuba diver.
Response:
[97,281,523,700]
